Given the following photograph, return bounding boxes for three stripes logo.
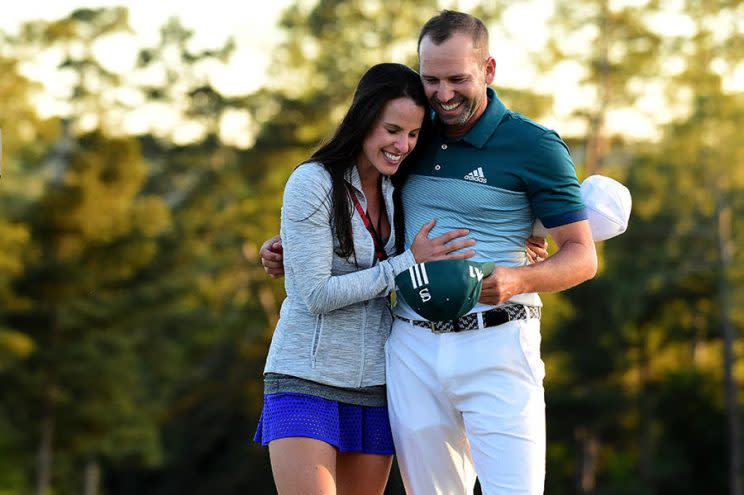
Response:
[408,264,429,288]
[408,264,432,302]
[469,265,484,281]
[464,167,487,183]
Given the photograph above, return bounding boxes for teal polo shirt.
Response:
[395,87,586,315]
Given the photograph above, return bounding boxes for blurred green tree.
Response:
[2,129,171,495]
[544,1,744,493]
[539,0,662,175]
[0,50,59,493]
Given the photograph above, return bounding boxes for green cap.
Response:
[394,259,495,322]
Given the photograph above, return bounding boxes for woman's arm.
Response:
[282,165,415,314]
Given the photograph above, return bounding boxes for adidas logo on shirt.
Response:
[464,167,487,183]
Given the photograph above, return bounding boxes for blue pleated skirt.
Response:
[253,393,395,455]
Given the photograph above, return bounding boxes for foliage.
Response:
[0,1,742,494]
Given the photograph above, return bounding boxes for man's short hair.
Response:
[417,10,489,54]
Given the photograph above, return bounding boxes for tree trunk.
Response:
[584,0,610,176]
[717,194,743,495]
[576,427,599,493]
[638,329,654,491]
[36,399,54,495]
[83,459,100,495]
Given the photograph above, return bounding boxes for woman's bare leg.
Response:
[269,437,338,495]
[336,452,393,495]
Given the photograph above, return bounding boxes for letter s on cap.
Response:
[419,288,431,302]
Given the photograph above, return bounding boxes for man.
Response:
[261,10,596,495]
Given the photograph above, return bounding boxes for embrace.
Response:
[254,9,630,495]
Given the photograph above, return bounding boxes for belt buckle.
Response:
[430,321,445,334]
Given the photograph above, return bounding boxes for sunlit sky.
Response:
[1,0,294,94]
[2,0,743,144]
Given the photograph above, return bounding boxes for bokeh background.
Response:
[0,0,742,494]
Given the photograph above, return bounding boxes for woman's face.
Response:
[357,97,426,177]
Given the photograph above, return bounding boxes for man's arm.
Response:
[479,220,597,306]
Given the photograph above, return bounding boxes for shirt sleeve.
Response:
[281,164,416,315]
[523,130,587,228]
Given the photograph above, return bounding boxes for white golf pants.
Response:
[385,317,546,495]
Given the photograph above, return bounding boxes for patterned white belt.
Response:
[395,304,541,334]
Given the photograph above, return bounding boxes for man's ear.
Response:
[484,56,496,85]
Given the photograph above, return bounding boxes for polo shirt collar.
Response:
[435,87,507,148]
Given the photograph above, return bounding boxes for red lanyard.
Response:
[346,183,388,261]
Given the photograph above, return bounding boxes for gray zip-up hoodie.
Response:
[264,162,417,388]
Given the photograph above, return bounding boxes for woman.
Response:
[253,63,477,495]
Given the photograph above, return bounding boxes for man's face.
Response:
[419,31,495,134]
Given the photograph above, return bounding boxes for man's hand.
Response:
[525,235,548,263]
[479,266,524,306]
[480,236,550,304]
[259,235,284,278]
[479,221,597,306]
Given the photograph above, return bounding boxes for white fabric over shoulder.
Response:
[581,174,632,241]
[531,175,632,241]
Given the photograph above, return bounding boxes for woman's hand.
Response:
[410,219,476,263]
[259,235,284,278]
[525,235,548,263]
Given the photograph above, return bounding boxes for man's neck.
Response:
[443,122,474,139]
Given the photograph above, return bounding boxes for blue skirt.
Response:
[253,393,395,455]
